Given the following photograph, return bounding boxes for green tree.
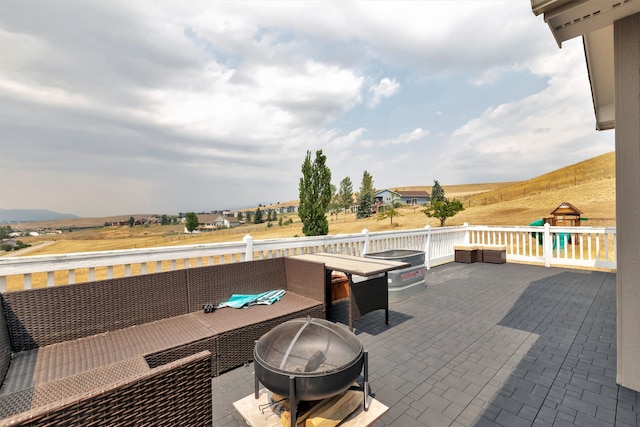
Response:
[246,211,252,223]
[0,225,13,239]
[422,198,465,226]
[298,149,332,236]
[337,177,353,214]
[377,195,403,225]
[356,171,375,218]
[160,214,171,225]
[329,195,342,220]
[128,216,135,227]
[254,207,264,224]
[237,211,244,222]
[431,180,445,203]
[185,212,199,233]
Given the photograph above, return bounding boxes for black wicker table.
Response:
[292,253,407,331]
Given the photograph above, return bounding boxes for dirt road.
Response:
[1,240,56,257]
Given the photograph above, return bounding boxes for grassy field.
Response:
[8,151,616,257]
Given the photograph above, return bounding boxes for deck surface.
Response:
[212,262,639,426]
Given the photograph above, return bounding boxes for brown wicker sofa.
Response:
[0,257,325,426]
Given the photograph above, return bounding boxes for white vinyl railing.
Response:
[0,224,616,292]
[467,223,616,269]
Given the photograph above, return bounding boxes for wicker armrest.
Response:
[283,257,326,303]
[0,351,212,427]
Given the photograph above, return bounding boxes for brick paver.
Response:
[211,262,639,426]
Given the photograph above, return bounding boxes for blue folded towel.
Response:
[217,289,286,309]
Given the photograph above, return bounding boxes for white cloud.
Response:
[441,39,613,183]
[379,128,429,146]
[368,77,400,108]
[0,1,614,216]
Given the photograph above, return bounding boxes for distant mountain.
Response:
[0,209,80,223]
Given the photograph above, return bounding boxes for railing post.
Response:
[361,229,370,256]
[463,222,470,244]
[424,225,431,270]
[544,223,552,267]
[244,234,254,261]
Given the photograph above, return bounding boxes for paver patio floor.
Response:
[211,262,639,426]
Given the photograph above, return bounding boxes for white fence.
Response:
[467,223,616,269]
[0,224,616,292]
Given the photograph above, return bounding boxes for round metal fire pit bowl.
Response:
[254,317,364,401]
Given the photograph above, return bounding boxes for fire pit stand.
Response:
[254,352,369,427]
[253,317,371,427]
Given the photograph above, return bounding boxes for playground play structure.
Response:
[530,202,588,248]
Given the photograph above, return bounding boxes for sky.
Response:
[0,1,614,217]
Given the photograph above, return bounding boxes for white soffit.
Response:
[584,27,615,130]
[542,0,640,45]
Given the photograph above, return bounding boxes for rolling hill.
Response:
[452,151,615,227]
[0,209,79,223]
[6,151,616,258]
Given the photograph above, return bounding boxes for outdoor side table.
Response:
[292,253,408,331]
[478,245,507,264]
[454,245,479,263]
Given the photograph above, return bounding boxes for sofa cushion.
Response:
[186,258,289,312]
[3,270,190,351]
[31,314,212,385]
[191,292,322,335]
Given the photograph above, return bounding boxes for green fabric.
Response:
[217,289,285,309]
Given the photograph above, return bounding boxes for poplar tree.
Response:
[356,171,375,218]
[298,150,332,236]
[337,177,354,213]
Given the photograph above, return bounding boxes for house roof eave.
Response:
[584,29,615,130]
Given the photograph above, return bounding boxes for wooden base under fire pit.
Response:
[234,390,388,427]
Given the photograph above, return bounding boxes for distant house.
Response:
[194,214,218,232]
[1,239,17,249]
[213,214,241,229]
[221,215,240,228]
[278,205,297,214]
[184,214,241,232]
[374,189,430,207]
[213,215,225,228]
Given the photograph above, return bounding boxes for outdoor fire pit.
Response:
[254,317,369,426]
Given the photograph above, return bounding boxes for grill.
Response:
[253,317,369,426]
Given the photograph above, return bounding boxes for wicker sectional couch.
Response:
[0,257,326,426]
